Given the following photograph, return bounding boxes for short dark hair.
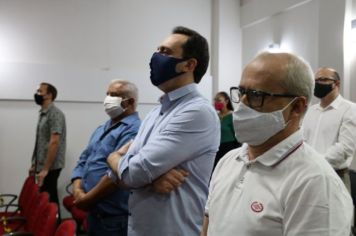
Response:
[217,91,234,111]
[172,26,209,83]
[41,82,57,101]
[333,71,341,81]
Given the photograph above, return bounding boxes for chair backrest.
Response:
[25,191,49,232]
[18,176,36,211]
[21,183,39,219]
[62,195,75,212]
[70,206,87,225]
[33,202,58,236]
[54,219,77,236]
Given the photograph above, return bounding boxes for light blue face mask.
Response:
[149,52,187,86]
[232,98,296,146]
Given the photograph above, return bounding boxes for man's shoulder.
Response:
[307,102,319,111]
[123,112,141,126]
[181,94,214,112]
[214,148,243,172]
[49,104,65,117]
[336,97,356,119]
[288,143,339,179]
[340,97,356,109]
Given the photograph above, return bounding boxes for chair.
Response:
[1,202,57,236]
[0,192,48,235]
[33,203,58,236]
[62,183,87,233]
[62,183,75,212]
[0,176,36,218]
[0,179,39,234]
[62,195,75,213]
[54,219,76,236]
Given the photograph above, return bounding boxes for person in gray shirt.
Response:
[29,82,66,217]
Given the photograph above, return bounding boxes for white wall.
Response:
[0,0,213,218]
[350,0,356,102]
[241,0,318,69]
[211,0,242,94]
[240,0,349,94]
[240,0,356,169]
[0,0,212,102]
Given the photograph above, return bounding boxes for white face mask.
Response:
[233,99,296,146]
[103,96,126,119]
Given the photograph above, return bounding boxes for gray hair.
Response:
[110,79,139,107]
[283,53,314,106]
[256,52,314,106]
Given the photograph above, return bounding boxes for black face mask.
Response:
[149,52,187,86]
[34,93,44,105]
[314,83,334,98]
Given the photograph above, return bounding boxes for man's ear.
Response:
[291,96,307,118]
[124,98,135,107]
[46,92,53,101]
[183,58,197,72]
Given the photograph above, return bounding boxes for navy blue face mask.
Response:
[149,52,187,86]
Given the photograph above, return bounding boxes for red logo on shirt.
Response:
[251,201,264,213]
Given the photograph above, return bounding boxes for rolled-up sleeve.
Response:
[48,109,65,135]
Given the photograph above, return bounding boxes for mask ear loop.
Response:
[283,97,299,125]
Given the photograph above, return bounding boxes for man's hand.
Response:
[36,169,48,187]
[72,179,91,210]
[117,140,133,156]
[73,187,86,201]
[107,140,133,173]
[153,169,189,194]
[73,191,90,211]
[28,166,35,176]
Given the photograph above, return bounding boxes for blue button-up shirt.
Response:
[114,84,220,235]
[72,112,141,216]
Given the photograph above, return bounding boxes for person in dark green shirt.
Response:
[213,91,241,169]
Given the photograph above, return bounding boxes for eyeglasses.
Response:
[230,86,297,108]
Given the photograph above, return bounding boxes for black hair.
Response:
[41,82,57,101]
[216,91,234,111]
[333,71,341,81]
[172,26,209,84]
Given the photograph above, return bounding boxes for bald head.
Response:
[242,52,314,104]
[315,67,340,81]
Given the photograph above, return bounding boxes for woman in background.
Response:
[213,91,241,169]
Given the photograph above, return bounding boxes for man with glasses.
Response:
[303,67,356,191]
[76,26,220,236]
[201,53,352,236]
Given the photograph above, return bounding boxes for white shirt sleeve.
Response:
[324,106,356,168]
[283,174,353,236]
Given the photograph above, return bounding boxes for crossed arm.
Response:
[73,141,189,210]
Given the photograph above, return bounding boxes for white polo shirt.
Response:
[303,95,356,169]
[206,130,353,236]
